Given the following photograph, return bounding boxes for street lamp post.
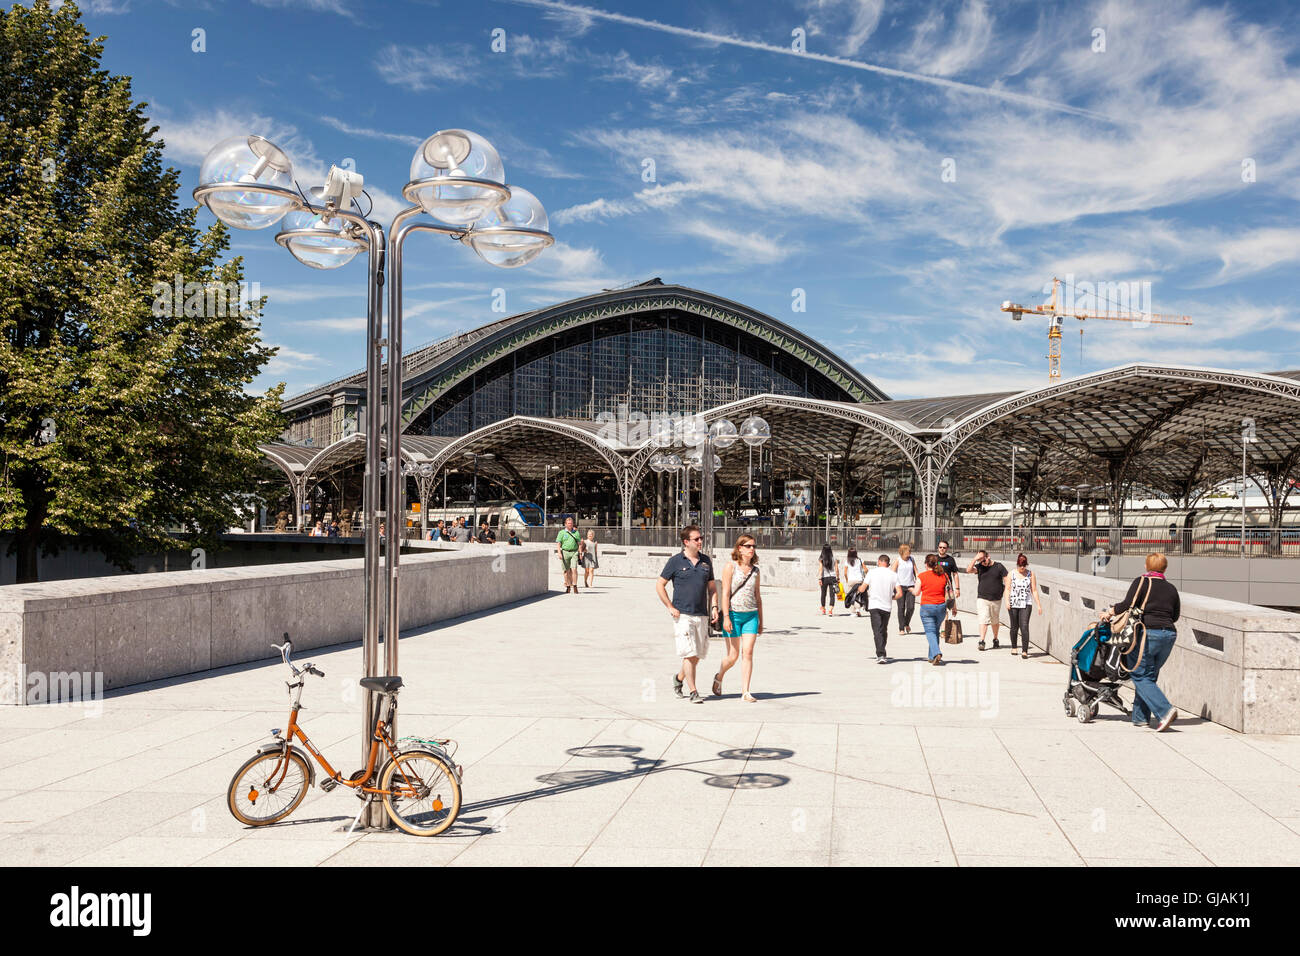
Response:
[1241,419,1257,558]
[650,452,684,543]
[194,129,553,828]
[1011,444,1027,548]
[543,463,559,533]
[468,452,495,535]
[1058,483,1093,573]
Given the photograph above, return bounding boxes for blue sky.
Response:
[75,0,1300,399]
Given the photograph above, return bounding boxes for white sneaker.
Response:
[1155,708,1177,732]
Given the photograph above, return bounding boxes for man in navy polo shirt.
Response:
[655,524,718,704]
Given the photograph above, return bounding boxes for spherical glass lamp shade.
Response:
[198,135,295,230]
[663,453,682,472]
[709,418,738,449]
[684,449,722,472]
[276,210,365,270]
[467,185,553,269]
[407,129,506,225]
[649,454,666,474]
[740,415,771,446]
[681,415,708,448]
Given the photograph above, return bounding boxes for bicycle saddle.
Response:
[359,676,403,694]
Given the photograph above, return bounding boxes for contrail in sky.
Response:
[495,0,1112,122]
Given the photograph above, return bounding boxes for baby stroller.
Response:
[1063,621,1132,724]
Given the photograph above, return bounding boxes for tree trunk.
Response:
[14,519,40,584]
[14,473,48,584]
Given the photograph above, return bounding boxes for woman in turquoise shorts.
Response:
[713,533,763,702]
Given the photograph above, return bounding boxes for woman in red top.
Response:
[916,553,950,665]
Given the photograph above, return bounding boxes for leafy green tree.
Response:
[0,0,285,583]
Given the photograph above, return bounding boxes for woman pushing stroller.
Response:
[1100,552,1180,732]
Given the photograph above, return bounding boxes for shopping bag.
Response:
[942,616,964,644]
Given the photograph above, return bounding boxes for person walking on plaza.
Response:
[865,554,905,663]
[507,529,522,546]
[1101,553,1181,731]
[841,547,866,616]
[817,544,837,615]
[936,540,961,600]
[310,520,324,537]
[714,533,763,702]
[454,517,471,543]
[556,516,583,594]
[966,549,1009,651]
[581,529,600,588]
[916,553,950,665]
[328,519,340,538]
[1005,553,1043,658]
[656,525,718,704]
[891,544,918,633]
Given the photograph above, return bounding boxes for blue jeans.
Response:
[920,603,947,660]
[1128,628,1177,725]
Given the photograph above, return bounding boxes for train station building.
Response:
[260,280,1300,555]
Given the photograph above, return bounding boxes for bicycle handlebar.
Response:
[270,637,323,678]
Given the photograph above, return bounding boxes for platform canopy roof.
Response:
[262,365,1300,510]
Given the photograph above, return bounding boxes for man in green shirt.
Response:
[556,516,582,594]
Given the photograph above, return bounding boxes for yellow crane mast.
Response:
[1001,277,1193,381]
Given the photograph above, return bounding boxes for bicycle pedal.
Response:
[318,777,338,793]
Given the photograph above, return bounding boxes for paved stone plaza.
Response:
[1,568,1298,867]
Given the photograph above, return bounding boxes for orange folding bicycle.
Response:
[226,638,462,836]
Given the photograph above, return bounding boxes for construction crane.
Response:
[1001,276,1192,381]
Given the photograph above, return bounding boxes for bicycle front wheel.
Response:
[381,751,461,836]
[227,750,311,826]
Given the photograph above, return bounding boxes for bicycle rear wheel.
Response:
[227,750,311,826]
[380,751,461,836]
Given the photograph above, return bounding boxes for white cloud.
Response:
[600,51,675,89]
[318,116,422,148]
[285,317,367,332]
[499,0,1108,118]
[1208,227,1300,285]
[263,345,324,376]
[253,0,353,12]
[374,43,477,92]
[678,220,792,264]
[903,0,993,77]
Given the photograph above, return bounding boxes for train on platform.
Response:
[413,500,544,538]
[950,504,1300,555]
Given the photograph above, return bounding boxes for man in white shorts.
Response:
[655,525,718,704]
[966,549,1009,651]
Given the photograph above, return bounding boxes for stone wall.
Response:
[0,544,547,703]
[953,565,1299,735]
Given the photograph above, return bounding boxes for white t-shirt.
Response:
[844,558,865,584]
[865,566,900,611]
[895,555,918,586]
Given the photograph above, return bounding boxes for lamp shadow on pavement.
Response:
[451,744,794,833]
